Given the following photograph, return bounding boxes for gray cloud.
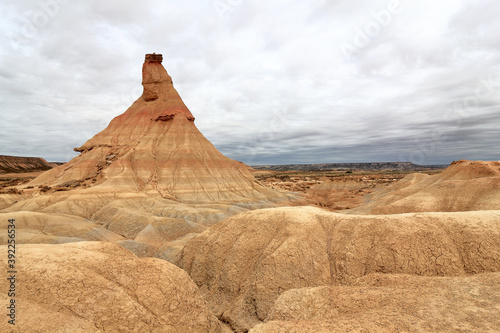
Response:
[0,0,499,165]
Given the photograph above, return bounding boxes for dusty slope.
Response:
[0,211,124,245]
[179,206,500,332]
[0,194,22,210]
[351,160,500,214]
[27,54,289,204]
[0,242,228,332]
[0,155,52,174]
[0,189,273,257]
[251,272,500,332]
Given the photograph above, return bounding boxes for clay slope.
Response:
[0,188,275,257]
[251,273,500,332]
[178,206,500,332]
[28,54,288,204]
[0,242,228,332]
[351,159,500,214]
[0,155,52,173]
[0,211,124,245]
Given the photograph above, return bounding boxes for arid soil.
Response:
[251,272,500,332]
[179,206,500,332]
[349,159,500,214]
[0,242,230,332]
[2,159,499,333]
[0,171,47,193]
[0,54,498,332]
[254,169,441,211]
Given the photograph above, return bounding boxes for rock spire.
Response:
[29,54,287,203]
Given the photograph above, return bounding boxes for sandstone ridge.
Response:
[0,155,53,174]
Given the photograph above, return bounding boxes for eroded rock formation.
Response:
[28,54,289,204]
[250,273,500,332]
[0,242,229,332]
[179,206,500,332]
[350,160,500,214]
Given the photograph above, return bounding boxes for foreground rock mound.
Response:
[351,159,500,214]
[179,206,500,331]
[251,272,500,332]
[0,242,228,332]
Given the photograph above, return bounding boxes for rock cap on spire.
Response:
[145,53,163,63]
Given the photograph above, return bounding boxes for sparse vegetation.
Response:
[40,185,52,192]
[253,169,430,211]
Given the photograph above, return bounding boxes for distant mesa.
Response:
[253,162,447,172]
[28,54,289,203]
[0,155,53,174]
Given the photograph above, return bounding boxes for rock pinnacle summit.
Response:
[141,53,195,120]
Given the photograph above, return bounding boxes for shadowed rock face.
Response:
[28,54,289,204]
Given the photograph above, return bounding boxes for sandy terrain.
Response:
[0,242,230,332]
[254,170,414,210]
[0,54,498,332]
[179,206,500,332]
[350,159,500,214]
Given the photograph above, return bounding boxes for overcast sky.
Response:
[1,0,499,165]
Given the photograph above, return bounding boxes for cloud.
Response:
[0,0,499,164]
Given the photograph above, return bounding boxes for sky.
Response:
[1,0,499,165]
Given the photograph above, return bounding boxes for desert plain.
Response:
[1,54,499,332]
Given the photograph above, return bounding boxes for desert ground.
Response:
[1,54,499,332]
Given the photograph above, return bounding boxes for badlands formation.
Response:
[349,159,500,214]
[28,53,286,204]
[1,53,294,257]
[1,54,499,332]
[0,155,53,174]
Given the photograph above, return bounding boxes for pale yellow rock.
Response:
[0,242,228,332]
[179,206,500,332]
[0,211,124,245]
[251,273,500,332]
